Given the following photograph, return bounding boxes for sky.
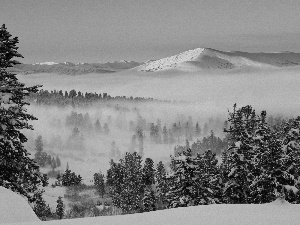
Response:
[2,0,300,63]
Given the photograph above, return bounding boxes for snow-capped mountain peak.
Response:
[137,48,206,72]
[136,47,300,72]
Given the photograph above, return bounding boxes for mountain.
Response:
[10,60,142,75]
[10,48,300,75]
[136,48,300,72]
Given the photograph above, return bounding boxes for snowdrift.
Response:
[2,185,300,225]
[0,186,40,223]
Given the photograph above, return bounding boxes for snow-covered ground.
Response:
[2,186,300,225]
[0,187,39,223]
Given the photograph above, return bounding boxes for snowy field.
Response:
[2,186,300,225]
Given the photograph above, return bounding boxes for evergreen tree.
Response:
[56,196,64,219]
[94,172,105,198]
[195,122,201,137]
[56,155,61,167]
[163,125,168,144]
[155,161,168,208]
[137,127,144,157]
[142,186,156,212]
[0,24,46,202]
[143,158,155,186]
[165,148,197,208]
[94,119,102,133]
[34,135,45,166]
[194,150,223,205]
[222,105,258,204]
[51,157,57,171]
[33,191,52,221]
[109,152,144,213]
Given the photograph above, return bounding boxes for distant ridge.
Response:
[10,48,300,74]
[136,48,300,72]
[10,60,142,75]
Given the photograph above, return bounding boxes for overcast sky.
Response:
[2,0,300,63]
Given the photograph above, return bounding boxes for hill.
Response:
[9,60,142,75]
[136,48,300,72]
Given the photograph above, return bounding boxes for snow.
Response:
[136,47,300,72]
[0,186,40,223]
[284,185,299,194]
[3,191,300,225]
[137,48,205,72]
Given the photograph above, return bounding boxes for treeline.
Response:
[27,89,172,107]
[100,105,300,214]
[38,108,227,160]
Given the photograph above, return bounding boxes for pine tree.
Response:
[56,155,61,167]
[194,150,223,205]
[94,172,105,198]
[0,24,47,202]
[195,122,201,137]
[165,148,197,208]
[109,153,144,213]
[94,119,102,133]
[222,105,258,204]
[155,161,168,208]
[163,125,168,144]
[137,127,144,157]
[33,191,52,221]
[56,196,64,219]
[143,158,155,186]
[142,186,156,212]
[51,157,57,171]
[34,135,44,166]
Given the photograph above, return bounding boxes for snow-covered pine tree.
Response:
[194,150,223,205]
[107,160,122,207]
[165,148,197,208]
[142,186,156,212]
[0,24,47,202]
[142,158,155,186]
[222,105,258,204]
[56,196,64,219]
[33,191,52,220]
[155,161,168,209]
[119,152,144,213]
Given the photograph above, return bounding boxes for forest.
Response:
[1,23,300,222]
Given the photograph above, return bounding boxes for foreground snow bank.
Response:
[4,197,300,225]
[0,187,40,223]
[1,185,299,225]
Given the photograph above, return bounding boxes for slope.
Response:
[1,185,300,225]
[136,48,300,72]
[0,186,40,223]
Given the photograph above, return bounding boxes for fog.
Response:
[17,67,300,182]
